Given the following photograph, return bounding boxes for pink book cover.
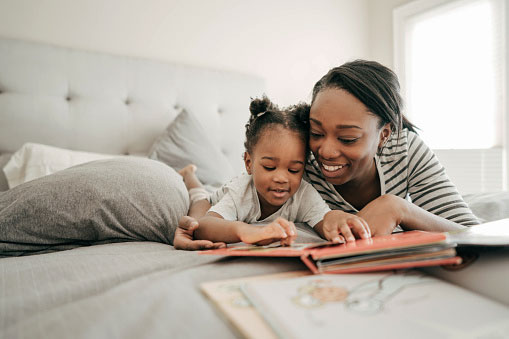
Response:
[199,230,461,274]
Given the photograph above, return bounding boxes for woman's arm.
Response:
[405,132,480,227]
[357,194,466,235]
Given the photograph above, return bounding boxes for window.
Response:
[394,0,506,194]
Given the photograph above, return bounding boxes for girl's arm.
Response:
[195,212,297,246]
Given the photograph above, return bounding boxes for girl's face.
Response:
[309,88,390,187]
[244,126,306,215]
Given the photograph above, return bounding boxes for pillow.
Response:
[463,192,509,223]
[0,157,189,256]
[148,108,235,190]
[3,143,121,189]
[0,153,12,191]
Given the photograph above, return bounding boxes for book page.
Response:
[200,271,311,339]
[242,270,509,339]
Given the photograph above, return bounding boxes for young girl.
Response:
[175,96,371,248]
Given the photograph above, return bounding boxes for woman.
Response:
[174,60,479,250]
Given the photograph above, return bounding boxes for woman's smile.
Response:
[320,163,348,178]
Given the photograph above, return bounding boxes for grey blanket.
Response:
[0,157,189,256]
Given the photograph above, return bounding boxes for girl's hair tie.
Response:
[256,111,267,119]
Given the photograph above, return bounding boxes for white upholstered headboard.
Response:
[0,37,265,173]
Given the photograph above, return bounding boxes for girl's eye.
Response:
[263,166,275,171]
[288,169,302,174]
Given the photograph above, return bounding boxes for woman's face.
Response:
[309,88,390,187]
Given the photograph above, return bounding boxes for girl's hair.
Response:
[245,95,310,156]
[311,60,417,134]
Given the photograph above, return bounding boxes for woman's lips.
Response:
[321,163,347,177]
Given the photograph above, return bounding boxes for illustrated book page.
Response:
[200,271,311,339]
[241,270,509,339]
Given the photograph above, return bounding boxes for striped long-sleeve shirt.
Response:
[303,129,480,227]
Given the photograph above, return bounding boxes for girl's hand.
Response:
[317,210,371,243]
[356,194,407,236]
[237,217,297,246]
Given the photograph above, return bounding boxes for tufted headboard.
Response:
[0,37,265,173]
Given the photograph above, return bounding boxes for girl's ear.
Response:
[378,123,392,149]
[244,152,253,174]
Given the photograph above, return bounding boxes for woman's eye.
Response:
[339,138,358,144]
[310,132,323,138]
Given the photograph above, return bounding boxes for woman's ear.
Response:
[244,152,252,174]
[378,123,392,149]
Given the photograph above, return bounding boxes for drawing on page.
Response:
[292,271,436,315]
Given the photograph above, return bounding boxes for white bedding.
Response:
[3,143,121,188]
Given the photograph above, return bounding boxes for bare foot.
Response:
[178,164,202,190]
[178,164,197,178]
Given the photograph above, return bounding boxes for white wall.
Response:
[367,0,413,68]
[0,0,371,106]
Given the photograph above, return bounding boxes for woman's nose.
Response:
[319,139,340,159]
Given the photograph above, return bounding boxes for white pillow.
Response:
[3,143,121,188]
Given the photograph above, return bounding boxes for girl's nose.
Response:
[273,170,289,183]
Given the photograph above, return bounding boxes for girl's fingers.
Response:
[274,218,297,246]
[178,216,199,232]
[276,218,295,237]
[264,222,287,240]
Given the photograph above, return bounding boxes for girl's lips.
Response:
[269,189,289,199]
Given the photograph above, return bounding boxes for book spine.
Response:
[300,254,319,274]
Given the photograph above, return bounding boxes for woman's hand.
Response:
[173,216,226,250]
[315,210,371,243]
[237,217,297,246]
[356,194,407,236]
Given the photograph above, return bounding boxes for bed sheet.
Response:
[0,225,323,339]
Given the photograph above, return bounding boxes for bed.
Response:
[1,37,508,339]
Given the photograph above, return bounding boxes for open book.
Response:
[200,218,509,274]
[200,230,461,274]
[238,271,509,338]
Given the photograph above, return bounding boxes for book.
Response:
[240,270,509,339]
[200,271,311,339]
[446,218,509,246]
[200,230,462,274]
